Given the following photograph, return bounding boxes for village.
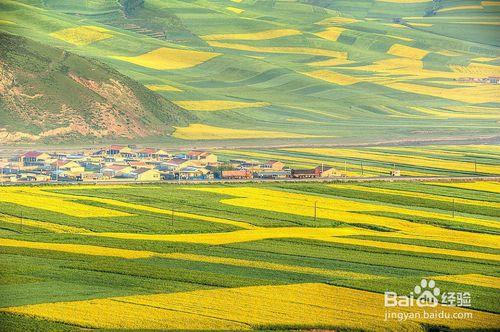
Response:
[0,145,387,184]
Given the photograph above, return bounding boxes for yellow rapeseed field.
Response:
[112,47,220,70]
[172,124,324,140]
[50,25,112,46]
[439,5,484,13]
[207,41,347,58]
[0,238,153,259]
[330,184,499,209]
[385,82,500,103]
[408,22,433,27]
[431,181,500,194]
[286,148,500,175]
[432,274,500,289]
[3,283,497,330]
[163,253,381,279]
[304,69,360,85]
[218,149,429,176]
[88,226,374,245]
[0,215,90,233]
[450,62,500,77]
[410,106,500,119]
[0,188,131,218]
[387,43,429,59]
[314,27,345,41]
[320,237,500,262]
[226,6,244,14]
[2,186,253,229]
[146,84,182,92]
[173,100,270,111]
[185,187,500,250]
[482,1,500,6]
[202,29,300,41]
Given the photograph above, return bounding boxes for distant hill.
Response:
[0,32,194,144]
[0,0,498,145]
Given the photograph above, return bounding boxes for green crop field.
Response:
[0,0,499,145]
[0,179,499,330]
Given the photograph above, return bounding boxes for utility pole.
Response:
[314,201,317,224]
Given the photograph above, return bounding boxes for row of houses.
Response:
[1,145,394,183]
[0,146,219,182]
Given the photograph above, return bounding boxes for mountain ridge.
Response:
[0,32,195,144]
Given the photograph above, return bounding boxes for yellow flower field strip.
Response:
[173,100,270,111]
[172,124,326,140]
[339,58,497,84]
[370,146,500,160]
[330,184,500,209]
[430,182,500,194]
[215,197,500,249]
[202,29,301,41]
[408,22,433,27]
[185,187,500,249]
[3,283,497,330]
[0,214,90,234]
[385,34,414,42]
[2,297,247,330]
[146,84,182,92]
[410,106,500,119]
[86,227,375,245]
[304,70,360,85]
[206,41,347,59]
[0,189,131,218]
[432,274,500,289]
[226,6,244,14]
[385,81,500,104]
[320,237,500,262]
[217,149,429,176]
[482,1,500,6]
[285,148,500,175]
[0,236,381,279]
[0,238,153,259]
[387,44,429,60]
[112,47,220,70]
[438,5,484,12]
[50,25,112,46]
[314,27,345,41]
[162,253,382,280]
[36,189,256,229]
[186,186,499,232]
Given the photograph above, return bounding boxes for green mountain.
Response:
[0,32,194,144]
[0,0,499,145]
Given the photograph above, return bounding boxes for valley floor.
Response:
[0,179,498,331]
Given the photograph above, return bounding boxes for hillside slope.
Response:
[0,32,194,143]
[0,0,499,145]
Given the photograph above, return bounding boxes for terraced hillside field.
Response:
[0,0,499,144]
[0,181,499,330]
